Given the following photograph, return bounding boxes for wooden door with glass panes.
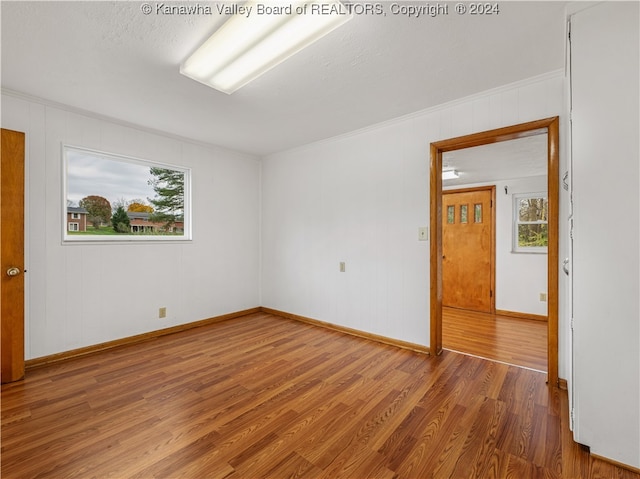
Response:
[442,187,495,313]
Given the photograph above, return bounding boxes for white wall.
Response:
[570,2,640,469]
[261,72,565,355]
[2,92,261,360]
[497,177,548,316]
[446,175,548,317]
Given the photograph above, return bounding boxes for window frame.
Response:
[512,192,548,254]
[62,144,192,244]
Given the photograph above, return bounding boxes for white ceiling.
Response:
[1,1,567,157]
[443,133,548,186]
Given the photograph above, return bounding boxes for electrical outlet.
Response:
[159,307,167,318]
[339,262,346,272]
[539,293,547,302]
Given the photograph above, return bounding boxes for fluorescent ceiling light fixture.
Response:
[442,169,459,180]
[180,0,353,94]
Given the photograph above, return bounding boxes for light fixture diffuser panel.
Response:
[181,0,353,94]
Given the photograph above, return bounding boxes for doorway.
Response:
[430,117,559,386]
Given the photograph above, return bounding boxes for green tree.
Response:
[148,167,184,230]
[111,206,131,233]
[79,195,112,229]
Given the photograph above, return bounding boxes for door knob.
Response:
[6,267,21,277]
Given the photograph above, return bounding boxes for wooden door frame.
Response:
[430,117,560,387]
[443,185,496,314]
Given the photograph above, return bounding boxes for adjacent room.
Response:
[1,1,639,477]
[440,135,549,372]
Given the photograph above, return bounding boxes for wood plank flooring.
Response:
[443,307,548,372]
[2,312,637,478]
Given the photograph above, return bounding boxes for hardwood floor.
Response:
[443,307,548,372]
[2,312,637,478]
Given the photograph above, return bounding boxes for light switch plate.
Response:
[418,227,428,241]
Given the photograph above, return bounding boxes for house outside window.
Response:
[513,193,548,253]
[67,206,88,233]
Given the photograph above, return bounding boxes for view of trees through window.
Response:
[64,146,190,241]
[514,194,548,251]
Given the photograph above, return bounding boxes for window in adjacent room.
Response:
[513,193,548,253]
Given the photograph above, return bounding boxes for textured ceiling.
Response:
[443,134,548,186]
[1,1,567,156]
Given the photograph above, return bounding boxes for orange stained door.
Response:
[1,128,25,383]
[442,187,494,313]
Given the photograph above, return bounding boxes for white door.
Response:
[570,2,640,469]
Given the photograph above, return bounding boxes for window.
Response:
[474,203,482,223]
[513,193,548,253]
[63,145,191,242]
[460,204,468,224]
[447,205,455,224]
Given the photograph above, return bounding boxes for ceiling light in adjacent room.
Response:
[442,169,459,180]
[180,0,353,94]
